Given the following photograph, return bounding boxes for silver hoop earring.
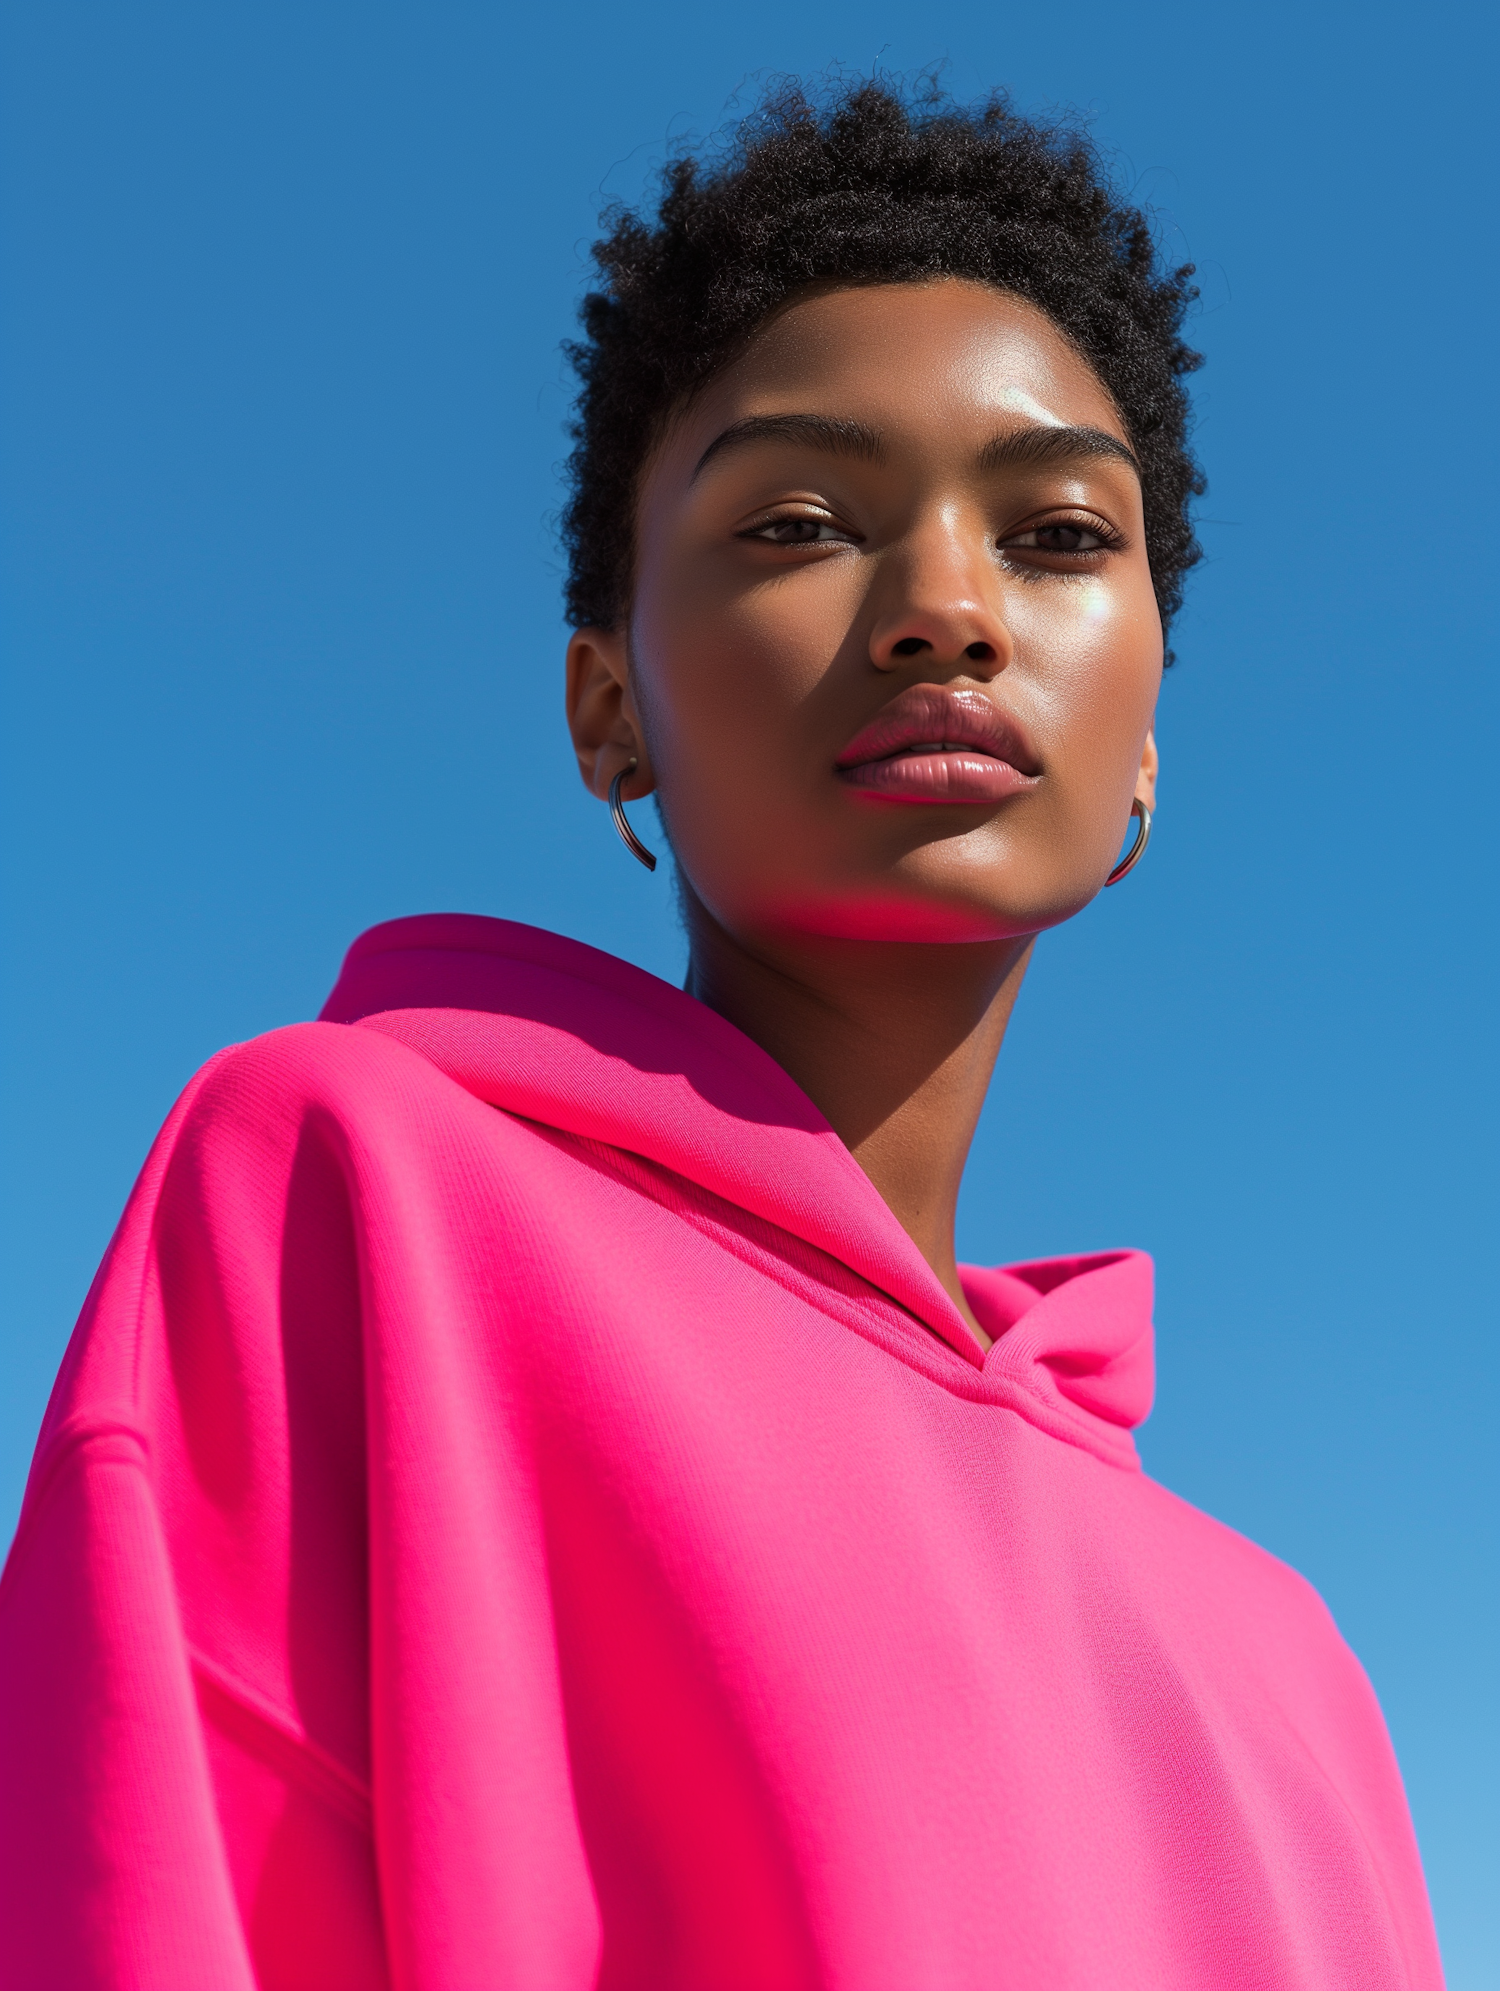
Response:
[1105,797,1152,887]
[608,760,657,873]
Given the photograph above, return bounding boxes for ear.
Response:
[1136,727,1159,814]
[565,627,656,802]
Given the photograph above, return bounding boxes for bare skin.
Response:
[567,280,1161,1345]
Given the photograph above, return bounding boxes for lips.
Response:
[835,685,1041,805]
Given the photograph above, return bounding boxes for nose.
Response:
[867,510,1011,679]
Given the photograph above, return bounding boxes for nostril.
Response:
[891,637,929,657]
[965,642,997,664]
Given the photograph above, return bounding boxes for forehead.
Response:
[669,279,1128,460]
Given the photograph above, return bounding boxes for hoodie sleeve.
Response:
[0,1044,389,1991]
[0,1421,260,1988]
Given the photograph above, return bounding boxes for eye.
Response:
[740,512,858,546]
[1001,518,1117,556]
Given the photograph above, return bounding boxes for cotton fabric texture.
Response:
[0,914,1443,1989]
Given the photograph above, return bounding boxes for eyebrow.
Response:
[691,414,886,481]
[691,412,1139,482]
[977,424,1141,477]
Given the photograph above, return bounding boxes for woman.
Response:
[0,84,1442,1990]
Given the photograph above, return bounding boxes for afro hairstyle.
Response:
[562,79,1204,642]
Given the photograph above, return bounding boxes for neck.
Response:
[683,898,1034,1346]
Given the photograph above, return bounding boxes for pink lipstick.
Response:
[835,685,1041,805]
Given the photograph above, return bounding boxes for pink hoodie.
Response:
[0,914,1442,1989]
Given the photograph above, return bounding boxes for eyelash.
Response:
[1004,519,1121,554]
[739,512,857,546]
[999,516,1125,574]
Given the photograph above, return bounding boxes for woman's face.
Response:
[568,279,1163,946]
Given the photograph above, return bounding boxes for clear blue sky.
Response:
[3,2,1495,1979]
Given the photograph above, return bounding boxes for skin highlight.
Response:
[567,280,1161,1344]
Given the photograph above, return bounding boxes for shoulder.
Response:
[189,1017,468,1122]
[32,1018,530,1474]
[155,1019,574,1278]
[77,1018,520,1344]
[1133,1471,1370,1689]
[1139,1469,1322,1602]
[166,1017,518,1176]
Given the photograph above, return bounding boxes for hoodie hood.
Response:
[321,913,1154,1460]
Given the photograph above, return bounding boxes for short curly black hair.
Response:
[563,79,1204,639]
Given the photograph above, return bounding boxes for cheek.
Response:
[1007,567,1154,668]
[629,560,866,928]
[632,555,854,773]
[1008,574,1160,782]
[1069,576,1122,628]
